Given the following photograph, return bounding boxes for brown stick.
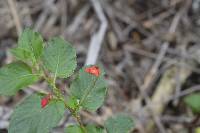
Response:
[7,0,22,35]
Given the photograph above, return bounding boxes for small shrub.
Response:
[0,28,134,133]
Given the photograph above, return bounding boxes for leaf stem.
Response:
[75,115,87,133]
[41,69,86,131]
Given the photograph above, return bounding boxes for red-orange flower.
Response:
[85,66,100,77]
[41,97,49,108]
[41,94,53,108]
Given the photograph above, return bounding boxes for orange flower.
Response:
[85,66,100,77]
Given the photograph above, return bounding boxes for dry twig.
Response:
[7,0,22,35]
[85,0,108,65]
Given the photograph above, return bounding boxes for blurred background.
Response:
[0,0,200,132]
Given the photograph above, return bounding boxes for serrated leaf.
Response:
[11,28,44,63]
[184,93,200,114]
[105,114,134,133]
[9,94,65,133]
[10,48,32,61]
[0,62,39,95]
[42,37,77,78]
[65,125,83,133]
[69,66,107,111]
[65,125,104,133]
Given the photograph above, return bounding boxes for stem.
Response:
[76,115,86,133]
[61,98,86,132]
[41,70,61,98]
[41,70,86,131]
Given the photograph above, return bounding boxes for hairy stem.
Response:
[41,68,86,131]
[76,115,86,133]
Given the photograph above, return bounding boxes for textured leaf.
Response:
[0,62,39,95]
[184,93,200,113]
[10,48,32,61]
[11,28,44,63]
[105,114,134,133]
[42,37,77,78]
[65,125,83,133]
[85,125,104,133]
[69,66,107,111]
[65,125,103,133]
[9,94,65,133]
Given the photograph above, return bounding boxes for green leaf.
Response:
[9,94,65,133]
[65,125,83,133]
[0,62,39,95]
[69,66,107,111]
[65,125,104,133]
[195,127,200,133]
[66,96,80,110]
[10,48,32,61]
[184,93,200,113]
[85,125,104,133]
[105,114,134,133]
[11,28,44,64]
[42,37,77,78]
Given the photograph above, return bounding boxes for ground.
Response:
[0,0,200,132]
